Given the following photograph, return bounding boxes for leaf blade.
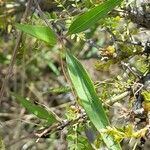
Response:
[15,24,57,46]
[66,51,121,150]
[11,92,57,125]
[68,0,123,34]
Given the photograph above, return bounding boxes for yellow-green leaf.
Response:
[142,90,150,101]
[15,24,57,46]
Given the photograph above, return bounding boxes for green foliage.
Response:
[47,86,70,94]
[47,61,60,75]
[0,53,7,64]
[67,124,93,150]
[142,90,150,102]
[0,136,5,150]
[11,92,57,125]
[101,125,148,143]
[66,51,121,149]
[133,56,150,73]
[15,24,57,46]
[95,59,117,71]
[1,0,150,149]
[68,0,123,34]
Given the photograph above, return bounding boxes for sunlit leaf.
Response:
[15,24,57,46]
[66,51,121,150]
[142,90,150,101]
[68,0,123,34]
[11,92,57,124]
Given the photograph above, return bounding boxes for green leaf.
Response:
[47,61,60,76]
[142,90,150,101]
[15,24,57,46]
[47,86,70,94]
[66,51,121,150]
[68,0,123,34]
[0,53,7,64]
[11,92,57,124]
[0,136,5,150]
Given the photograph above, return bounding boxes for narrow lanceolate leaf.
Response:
[15,24,57,46]
[11,93,57,125]
[68,0,123,34]
[66,51,121,150]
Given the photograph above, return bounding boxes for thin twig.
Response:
[33,0,68,82]
[0,0,33,103]
[121,62,142,78]
[5,88,129,147]
[33,0,77,101]
[33,0,54,34]
[6,112,87,148]
[6,88,130,147]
